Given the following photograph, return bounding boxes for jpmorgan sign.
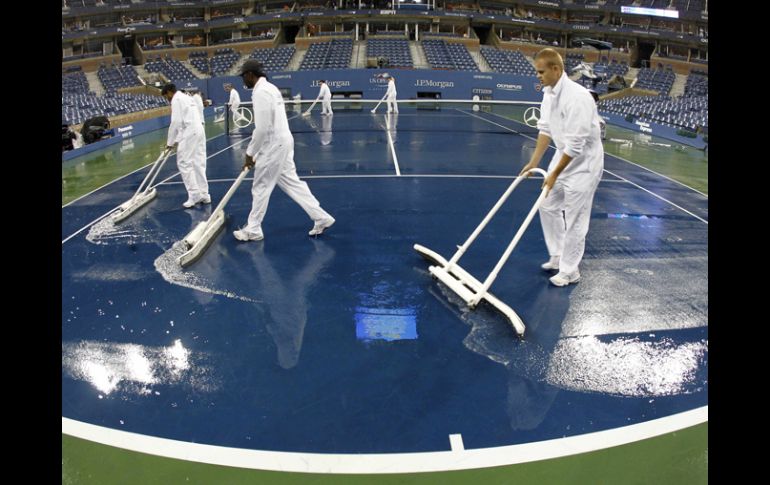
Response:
[415,80,455,88]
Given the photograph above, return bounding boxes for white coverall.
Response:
[385,78,398,113]
[536,72,604,276]
[167,91,209,202]
[229,88,245,125]
[243,77,333,234]
[317,82,333,115]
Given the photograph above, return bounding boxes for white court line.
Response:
[602,168,708,224]
[61,137,252,245]
[459,110,708,225]
[62,406,706,474]
[449,434,465,452]
[478,109,708,198]
[62,132,228,209]
[384,114,401,176]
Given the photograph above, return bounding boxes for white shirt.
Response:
[228,88,241,112]
[317,83,331,101]
[386,79,397,97]
[537,72,603,181]
[246,77,292,158]
[167,91,202,145]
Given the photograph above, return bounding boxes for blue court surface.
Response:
[62,107,707,471]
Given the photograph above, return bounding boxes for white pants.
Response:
[245,141,332,233]
[538,173,601,275]
[177,130,208,201]
[386,94,398,113]
[321,98,333,115]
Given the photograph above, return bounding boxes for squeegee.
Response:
[177,166,251,267]
[413,167,549,337]
[112,148,174,223]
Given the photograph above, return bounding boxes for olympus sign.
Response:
[184,23,199,27]
[538,1,560,7]
[496,83,522,91]
[415,80,454,88]
[572,25,590,30]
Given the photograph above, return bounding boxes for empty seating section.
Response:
[248,46,295,73]
[299,39,352,70]
[683,72,707,97]
[62,92,167,126]
[634,67,675,95]
[97,65,142,93]
[479,47,535,76]
[188,50,209,74]
[599,94,708,132]
[366,39,413,68]
[589,60,629,94]
[422,39,478,71]
[209,48,241,76]
[62,71,92,95]
[144,55,198,83]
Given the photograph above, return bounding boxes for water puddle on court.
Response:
[86,216,175,246]
[153,241,262,303]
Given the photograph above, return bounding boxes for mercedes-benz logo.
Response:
[524,107,541,127]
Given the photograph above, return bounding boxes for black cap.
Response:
[238,59,265,76]
[160,83,176,95]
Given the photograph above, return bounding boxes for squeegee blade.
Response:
[177,211,226,267]
[111,188,157,224]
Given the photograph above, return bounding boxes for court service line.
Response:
[384,114,401,176]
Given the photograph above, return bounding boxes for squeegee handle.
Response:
[475,183,550,299]
[447,167,547,270]
[143,148,174,191]
[210,167,251,219]
[133,148,172,198]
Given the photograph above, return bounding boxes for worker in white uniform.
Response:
[233,60,335,242]
[518,48,604,287]
[315,80,334,116]
[385,75,398,113]
[162,83,210,208]
[225,83,246,129]
[190,91,209,182]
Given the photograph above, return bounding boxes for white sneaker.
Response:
[541,256,560,271]
[182,198,197,208]
[308,217,335,236]
[233,229,264,241]
[200,194,211,204]
[549,270,581,287]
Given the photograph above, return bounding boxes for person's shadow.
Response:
[237,239,336,369]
